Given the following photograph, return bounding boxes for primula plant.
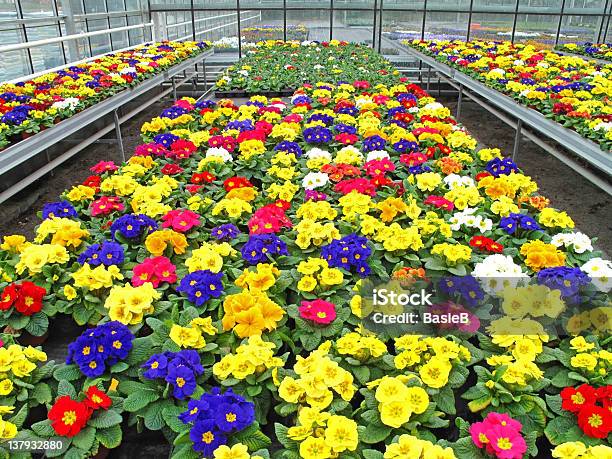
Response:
[23,382,124,458]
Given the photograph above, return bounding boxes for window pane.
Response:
[107,0,127,12]
[513,13,557,44]
[332,10,374,43]
[20,0,55,17]
[110,16,129,48]
[383,1,425,10]
[469,12,515,40]
[84,0,107,14]
[286,0,331,8]
[88,18,112,54]
[381,9,423,50]
[425,11,469,40]
[0,24,30,80]
[287,9,329,41]
[26,25,64,71]
[558,15,600,44]
[472,0,517,13]
[128,13,145,44]
[518,0,561,14]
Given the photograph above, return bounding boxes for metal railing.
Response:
[0,22,154,53]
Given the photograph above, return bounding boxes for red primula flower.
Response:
[82,175,101,189]
[84,386,112,411]
[335,133,358,145]
[0,284,19,311]
[160,164,184,176]
[469,236,504,254]
[424,195,454,211]
[223,176,252,192]
[48,396,92,437]
[168,139,197,160]
[191,172,215,184]
[9,282,47,316]
[577,404,612,438]
[161,209,201,233]
[561,384,597,413]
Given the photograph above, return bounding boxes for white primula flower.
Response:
[551,232,593,254]
[580,258,612,292]
[366,150,390,162]
[422,102,444,111]
[444,174,475,189]
[305,148,332,161]
[205,147,232,162]
[472,254,528,295]
[51,97,80,110]
[593,122,612,132]
[119,66,136,74]
[302,172,329,190]
[238,70,249,77]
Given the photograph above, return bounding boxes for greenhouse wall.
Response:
[2,0,612,80]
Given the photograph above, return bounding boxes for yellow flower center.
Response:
[226,412,236,422]
[176,377,185,388]
[588,413,603,428]
[62,410,77,426]
[496,437,512,450]
[202,431,214,444]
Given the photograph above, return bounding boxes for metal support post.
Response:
[202,60,207,92]
[512,118,522,161]
[457,84,463,119]
[426,65,431,92]
[113,110,125,162]
[172,77,177,101]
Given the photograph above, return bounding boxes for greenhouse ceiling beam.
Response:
[0,22,154,53]
[147,5,611,17]
[405,47,612,195]
[0,50,213,198]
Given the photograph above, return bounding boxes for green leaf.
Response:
[546,394,566,417]
[53,364,82,382]
[162,405,186,433]
[122,389,159,412]
[31,419,56,437]
[545,414,602,447]
[144,400,173,430]
[24,312,48,336]
[96,424,123,449]
[71,426,96,452]
[88,410,123,429]
[170,443,200,459]
[362,450,385,459]
[57,380,77,399]
[233,424,272,451]
[33,382,53,405]
[274,423,295,449]
[358,423,391,444]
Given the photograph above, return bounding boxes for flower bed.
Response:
[556,43,612,62]
[215,41,400,95]
[0,41,211,150]
[242,25,309,43]
[404,39,612,152]
[0,76,610,458]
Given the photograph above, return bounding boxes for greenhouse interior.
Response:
[0,0,611,458]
